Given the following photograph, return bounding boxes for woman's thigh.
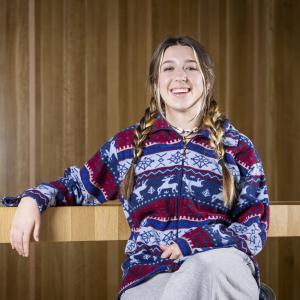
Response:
[160,247,259,300]
[120,272,171,300]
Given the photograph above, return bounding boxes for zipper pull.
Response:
[183,136,188,145]
[183,139,188,156]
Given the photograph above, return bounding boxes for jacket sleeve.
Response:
[175,135,270,258]
[1,136,120,212]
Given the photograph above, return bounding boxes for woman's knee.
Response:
[184,248,250,277]
[120,272,171,300]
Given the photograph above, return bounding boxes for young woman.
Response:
[2,36,269,300]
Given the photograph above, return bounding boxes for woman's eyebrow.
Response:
[161,59,198,65]
[161,60,174,65]
[184,59,198,63]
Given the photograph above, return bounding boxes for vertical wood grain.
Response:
[62,0,86,167]
[85,0,108,157]
[35,0,65,182]
[29,0,36,187]
[28,1,36,299]
[273,1,300,298]
[106,0,120,137]
[0,0,30,195]
[152,0,180,46]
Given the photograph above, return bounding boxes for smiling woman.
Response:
[2,36,269,300]
[158,46,204,119]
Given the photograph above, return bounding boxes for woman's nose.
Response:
[174,69,187,81]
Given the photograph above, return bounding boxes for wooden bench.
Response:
[0,202,299,243]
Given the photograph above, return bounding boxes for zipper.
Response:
[175,136,192,239]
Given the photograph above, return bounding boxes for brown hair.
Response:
[120,36,235,208]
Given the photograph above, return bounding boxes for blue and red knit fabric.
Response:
[1,113,270,299]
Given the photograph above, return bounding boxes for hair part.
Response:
[120,36,235,208]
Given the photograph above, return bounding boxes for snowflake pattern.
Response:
[191,154,210,168]
[119,163,129,178]
[162,231,177,244]
[137,157,155,171]
[125,240,137,253]
[168,151,183,164]
[230,223,262,255]
[140,230,155,243]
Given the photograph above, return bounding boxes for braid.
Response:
[120,97,158,199]
[202,98,236,208]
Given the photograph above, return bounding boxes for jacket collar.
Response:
[151,112,239,147]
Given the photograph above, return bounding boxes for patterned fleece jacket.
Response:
[1,113,270,299]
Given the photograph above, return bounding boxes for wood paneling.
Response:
[1,0,300,299]
[0,0,30,195]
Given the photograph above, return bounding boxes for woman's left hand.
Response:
[160,243,183,260]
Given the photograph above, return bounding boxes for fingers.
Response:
[9,197,41,257]
[169,250,180,260]
[11,229,24,256]
[160,245,171,259]
[10,227,32,257]
[33,220,40,242]
[160,244,183,260]
[23,231,31,257]
[9,227,14,250]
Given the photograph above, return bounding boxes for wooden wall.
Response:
[0,0,300,299]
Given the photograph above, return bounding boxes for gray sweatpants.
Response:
[121,247,259,300]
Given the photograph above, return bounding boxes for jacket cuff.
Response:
[21,191,49,213]
[1,195,22,207]
[175,237,192,256]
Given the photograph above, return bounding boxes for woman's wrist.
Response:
[19,196,39,208]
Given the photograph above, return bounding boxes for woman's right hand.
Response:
[10,197,41,257]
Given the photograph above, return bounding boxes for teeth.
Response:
[171,88,189,93]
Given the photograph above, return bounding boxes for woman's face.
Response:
[158,45,204,117]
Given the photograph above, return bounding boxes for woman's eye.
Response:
[163,66,174,71]
[185,66,198,71]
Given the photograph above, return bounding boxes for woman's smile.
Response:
[170,87,191,97]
